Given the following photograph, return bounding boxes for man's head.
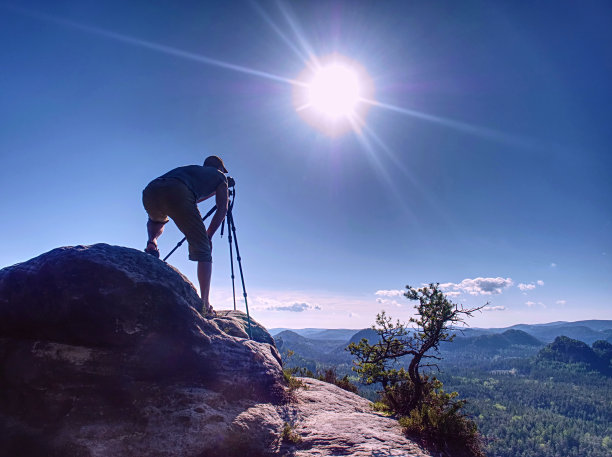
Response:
[204,155,228,173]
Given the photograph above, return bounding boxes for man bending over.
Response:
[142,155,229,316]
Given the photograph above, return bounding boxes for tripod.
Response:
[163,184,252,340]
[220,187,252,339]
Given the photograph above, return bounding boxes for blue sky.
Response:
[1,0,610,329]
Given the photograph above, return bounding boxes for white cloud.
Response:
[229,288,390,328]
[518,280,544,291]
[483,306,506,312]
[254,297,322,312]
[551,263,557,267]
[444,291,462,297]
[266,302,321,312]
[525,301,536,307]
[376,297,401,307]
[375,289,404,297]
[440,277,513,296]
[556,300,567,305]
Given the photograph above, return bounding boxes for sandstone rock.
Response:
[0,244,284,455]
[287,379,434,457]
[214,309,275,345]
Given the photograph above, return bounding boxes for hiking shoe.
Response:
[144,241,160,258]
[199,304,217,318]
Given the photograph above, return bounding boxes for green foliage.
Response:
[317,367,358,393]
[592,340,612,368]
[348,284,484,410]
[399,379,484,457]
[281,422,302,444]
[371,401,392,415]
[280,349,358,393]
[283,364,358,393]
[347,311,411,385]
[348,283,485,456]
[283,369,307,391]
[282,350,308,391]
[438,357,612,457]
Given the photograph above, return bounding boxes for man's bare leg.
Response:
[146,219,166,246]
[198,261,213,313]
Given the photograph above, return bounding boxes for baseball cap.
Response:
[204,155,228,173]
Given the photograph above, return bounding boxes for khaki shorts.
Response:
[142,178,212,262]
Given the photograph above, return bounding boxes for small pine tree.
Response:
[348,283,486,456]
[348,283,484,412]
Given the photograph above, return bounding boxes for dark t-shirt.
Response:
[159,165,227,201]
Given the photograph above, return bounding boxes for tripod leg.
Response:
[227,211,252,339]
[163,237,186,262]
[227,220,237,311]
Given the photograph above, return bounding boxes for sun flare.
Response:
[293,55,373,136]
[307,64,361,119]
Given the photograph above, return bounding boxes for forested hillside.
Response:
[537,336,612,375]
[439,356,611,457]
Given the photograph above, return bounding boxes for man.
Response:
[142,155,229,316]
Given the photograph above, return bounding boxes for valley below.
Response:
[272,320,612,457]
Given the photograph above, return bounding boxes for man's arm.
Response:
[206,181,229,240]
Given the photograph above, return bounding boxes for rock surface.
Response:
[282,379,433,457]
[0,244,432,457]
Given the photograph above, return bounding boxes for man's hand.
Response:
[205,181,229,242]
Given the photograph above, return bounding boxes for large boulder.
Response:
[0,244,284,456]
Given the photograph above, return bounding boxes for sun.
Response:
[307,64,361,119]
[293,55,373,136]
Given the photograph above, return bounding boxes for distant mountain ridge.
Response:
[274,320,612,368]
[446,329,543,352]
[274,330,351,365]
[270,328,361,340]
[271,320,612,345]
[487,320,612,344]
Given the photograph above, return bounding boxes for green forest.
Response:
[275,327,612,457]
[438,357,611,457]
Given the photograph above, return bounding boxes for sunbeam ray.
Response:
[3,4,304,87]
[360,123,409,175]
[249,0,313,69]
[360,122,456,227]
[348,114,415,217]
[362,98,535,149]
[275,0,322,69]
